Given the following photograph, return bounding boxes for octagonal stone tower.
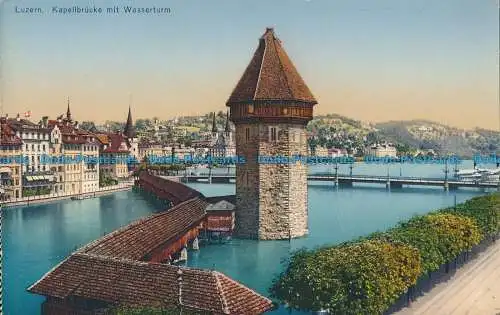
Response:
[226,28,318,240]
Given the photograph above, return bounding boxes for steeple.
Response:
[123,105,137,138]
[224,111,230,133]
[211,112,217,134]
[66,97,72,121]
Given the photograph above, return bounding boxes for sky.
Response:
[0,0,498,130]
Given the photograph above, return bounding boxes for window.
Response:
[31,144,35,151]
[292,131,296,142]
[270,127,277,142]
[245,128,250,142]
[25,144,28,151]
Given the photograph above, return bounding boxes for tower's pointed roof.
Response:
[123,106,137,138]
[226,28,317,105]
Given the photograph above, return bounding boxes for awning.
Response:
[26,176,33,181]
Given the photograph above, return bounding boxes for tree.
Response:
[80,121,97,132]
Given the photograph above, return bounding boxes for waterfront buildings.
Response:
[227,28,317,240]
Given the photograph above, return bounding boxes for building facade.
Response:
[0,119,22,200]
[226,28,317,240]
[7,115,55,196]
[48,104,100,194]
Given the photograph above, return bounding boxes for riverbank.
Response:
[0,182,133,208]
[395,237,500,315]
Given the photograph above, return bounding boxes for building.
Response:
[6,115,56,196]
[0,119,22,200]
[366,143,397,158]
[226,28,318,240]
[48,102,100,194]
[138,141,168,161]
[97,132,131,179]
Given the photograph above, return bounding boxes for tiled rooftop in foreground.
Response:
[29,253,272,314]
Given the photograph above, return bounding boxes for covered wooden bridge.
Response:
[28,173,273,315]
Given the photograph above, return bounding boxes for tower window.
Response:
[270,127,277,142]
[245,128,250,142]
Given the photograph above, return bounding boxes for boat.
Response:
[456,168,500,181]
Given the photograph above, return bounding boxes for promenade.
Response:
[0,181,134,208]
[396,239,500,315]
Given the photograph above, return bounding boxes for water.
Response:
[2,162,492,315]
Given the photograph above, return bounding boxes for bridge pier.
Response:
[337,179,353,188]
[390,181,403,189]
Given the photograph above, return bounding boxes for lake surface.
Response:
[2,161,494,315]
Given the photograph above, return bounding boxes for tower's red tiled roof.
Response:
[28,253,273,314]
[226,28,317,105]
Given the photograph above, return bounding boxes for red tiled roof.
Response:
[5,118,51,132]
[28,253,273,314]
[102,133,130,153]
[0,122,23,145]
[226,28,317,105]
[79,197,209,260]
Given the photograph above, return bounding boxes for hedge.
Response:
[270,192,500,314]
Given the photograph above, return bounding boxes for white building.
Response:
[7,115,56,195]
[365,143,397,158]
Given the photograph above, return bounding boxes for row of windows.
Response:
[18,132,49,140]
[24,164,48,172]
[25,143,48,152]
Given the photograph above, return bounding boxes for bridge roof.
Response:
[28,253,273,314]
[78,197,209,260]
[139,171,204,204]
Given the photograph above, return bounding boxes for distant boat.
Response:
[456,168,500,181]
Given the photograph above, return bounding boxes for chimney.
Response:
[16,113,20,122]
[42,116,48,127]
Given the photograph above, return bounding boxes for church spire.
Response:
[224,110,230,133]
[123,105,136,138]
[211,112,217,133]
[66,97,72,121]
